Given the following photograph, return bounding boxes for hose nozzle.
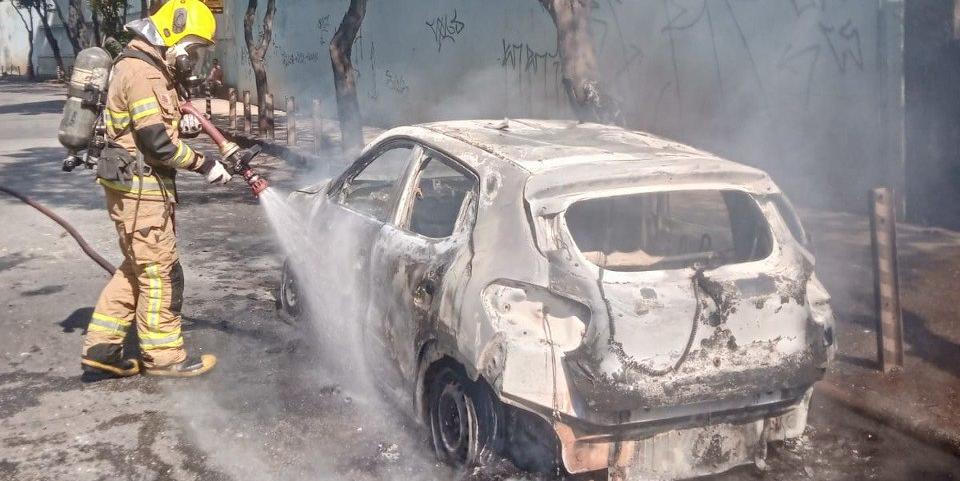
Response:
[179,101,269,198]
[225,144,268,197]
[242,169,269,197]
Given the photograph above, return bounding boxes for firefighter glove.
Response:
[180,113,202,138]
[199,158,232,184]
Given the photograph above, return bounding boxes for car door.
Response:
[366,146,479,401]
[306,141,418,371]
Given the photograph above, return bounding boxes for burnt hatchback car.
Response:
[279,119,836,480]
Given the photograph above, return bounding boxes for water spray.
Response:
[180,102,269,197]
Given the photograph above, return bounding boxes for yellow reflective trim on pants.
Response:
[88,312,132,335]
[146,264,162,330]
[140,328,183,350]
[97,177,175,196]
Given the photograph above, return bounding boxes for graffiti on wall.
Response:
[426,9,466,51]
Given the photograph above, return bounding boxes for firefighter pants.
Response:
[82,188,186,368]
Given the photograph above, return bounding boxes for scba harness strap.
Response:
[96,49,175,186]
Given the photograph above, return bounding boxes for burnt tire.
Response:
[428,365,502,468]
[276,259,303,324]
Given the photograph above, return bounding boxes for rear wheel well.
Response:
[419,353,563,474]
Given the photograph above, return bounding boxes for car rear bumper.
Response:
[503,387,813,478]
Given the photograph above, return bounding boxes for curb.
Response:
[816,381,960,457]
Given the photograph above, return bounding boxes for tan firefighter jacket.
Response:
[99,37,211,201]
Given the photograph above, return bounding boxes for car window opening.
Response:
[565,190,773,272]
[408,156,475,238]
[339,145,413,222]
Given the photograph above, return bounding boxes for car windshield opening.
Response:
[564,190,773,272]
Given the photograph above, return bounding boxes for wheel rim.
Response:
[437,382,469,458]
[280,262,301,317]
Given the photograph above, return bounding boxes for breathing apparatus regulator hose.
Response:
[0,185,116,275]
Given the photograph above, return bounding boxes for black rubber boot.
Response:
[142,354,216,378]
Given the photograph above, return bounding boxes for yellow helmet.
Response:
[150,0,217,47]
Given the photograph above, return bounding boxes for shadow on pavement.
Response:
[0,146,104,211]
[835,353,878,371]
[0,99,65,115]
[58,306,93,333]
[903,309,960,379]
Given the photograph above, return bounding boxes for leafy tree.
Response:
[89,0,133,48]
[243,0,277,134]
[538,0,623,125]
[330,0,366,152]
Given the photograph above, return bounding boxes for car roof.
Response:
[368,120,782,205]
[415,119,764,177]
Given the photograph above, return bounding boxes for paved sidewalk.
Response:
[805,211,960,455]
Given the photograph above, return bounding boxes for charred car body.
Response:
[280,119,836,480]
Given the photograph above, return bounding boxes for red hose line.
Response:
[0,185,116,275]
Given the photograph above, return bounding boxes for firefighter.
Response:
[81,0,229,378]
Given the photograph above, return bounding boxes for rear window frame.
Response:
[553,186,779,274]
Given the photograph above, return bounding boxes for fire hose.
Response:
[0,185,116,275]
[0,102,269,276]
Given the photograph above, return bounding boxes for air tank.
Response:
[58,47,113,152]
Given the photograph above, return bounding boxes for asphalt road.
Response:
[1,80,958,481]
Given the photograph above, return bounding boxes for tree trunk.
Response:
[243,0,277,134]
[35,4,65,78]
[330,0,366,152]
[91,10,102,45]
[11,5,36,80]
[51,1,80,55]
[26,25,35,79]
[69,0,91,48]
[538,0,622,125]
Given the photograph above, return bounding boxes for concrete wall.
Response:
[217,0,905,211]
[905,0,960,229]
[0,3,33,75]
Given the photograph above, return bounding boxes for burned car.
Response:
[279,119,836,480]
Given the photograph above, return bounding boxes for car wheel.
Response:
[276,259,302,323]
[428,365,501,467]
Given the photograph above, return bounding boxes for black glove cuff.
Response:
[197,157,216,175]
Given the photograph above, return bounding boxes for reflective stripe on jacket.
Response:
[101,37,208,200]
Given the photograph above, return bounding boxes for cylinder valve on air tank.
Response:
[58,47,113,172]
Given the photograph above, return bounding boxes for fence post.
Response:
[286,96,297,146]
[242,90,252,134]
[870,187,904,373]
[228,88,237,130]
[312,98,323,154]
